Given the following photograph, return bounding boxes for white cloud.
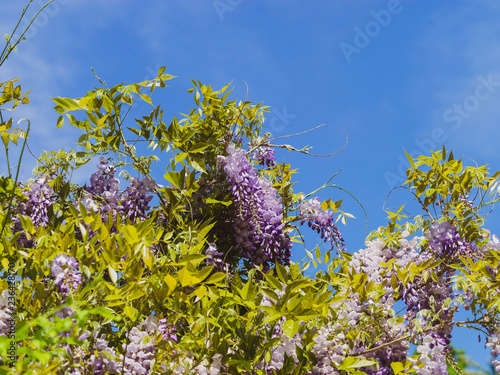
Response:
[0,40,83,180]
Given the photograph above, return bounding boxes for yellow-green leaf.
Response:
[124,305,138,321]
[164,274,177,291]
[108,266,118,284]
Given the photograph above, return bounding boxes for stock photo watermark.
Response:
[213,0,243,21]
[339,0,409,64]
[21,0,70,43]
[385,74,500,188]
[443,74,500,130]
[3,258,18,367]
[261,106,296,135]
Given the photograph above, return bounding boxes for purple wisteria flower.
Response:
[88,332,120,374]
[84,158,156,223]
[486,327,500,374]
[13,177,54,247]
[205,242,230,274]
[50,254,82,297]
[85,157,121,216]
[424,221,474,258]
[252,146,276,168]
[121,325,156,374]
[158,318,178,343]
[248,137,276,168]
[298,197,345,252]
[84,315,166,374]
[413,332,448,375]
[122,177,155,221]
[403,226,458,364]
[217,144,291,268]
[256,289,303,373]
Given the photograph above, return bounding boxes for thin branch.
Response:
[269,124,329,141]
[354,317,492,358]
[268,126,348,158]
[0,119,30,238]
[383,184,435,223]
[0,1,56,67]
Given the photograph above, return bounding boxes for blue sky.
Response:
[2,0,500,368]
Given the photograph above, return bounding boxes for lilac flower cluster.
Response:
[50,254,82,298]
[309,235,442,374]
[298,197,345,252]
[252,146,276,168]
[412,331,448,375]
[256,289,303,373]
[0,290,13,336]
[346,238,419,374]
[404,279,454,371]
[249,137,276,168]
[402,225,463,372]
[165,353,222,374]
[13,177,54,247]
[121,321,157,374]
[84,157,155,222]
[481,231,500,253]
[158,317,178,343]
[404,274,454,362]
[217,144,291,268]
[122,177,155,221]
[16,177,54,227]
[84,315,159,374]
[486,327,500,374]
[75,315,190,374]
[309,302,363,375]
[87,332,120,374]
[85,157,121,215]
[205,242,230,274]
[424,221,474,258]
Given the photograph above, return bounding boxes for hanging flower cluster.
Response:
[248,137,276,168]
[424,221,474,258]
[486,327,500,374]
[298,197,345,252]
[122,177,156,221]
[205,242,230,274]
[12,177,54,247]
[50,254,82,298]
[256,289,303,373]
[252,146,276,168]
[217,144,292,268]
[84,157,155,222]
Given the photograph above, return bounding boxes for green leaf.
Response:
[193,266,213,284]
[276,263,288,283]
[124,305,138,321]
[164,171,181,189]
[140,94,152,105]
[178,267,193,287]
[189,156,206,174]
[264,273,282,291]
[283,319,300,338]
[205,198,232,206]
[321,200,329,211]
[108,265,118,284]
[164,274,177,291]
[206,272,227,284]
[405,149,415,168]
[338,356,377,370]
[56,115,64,128]
[1,132,8,147]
